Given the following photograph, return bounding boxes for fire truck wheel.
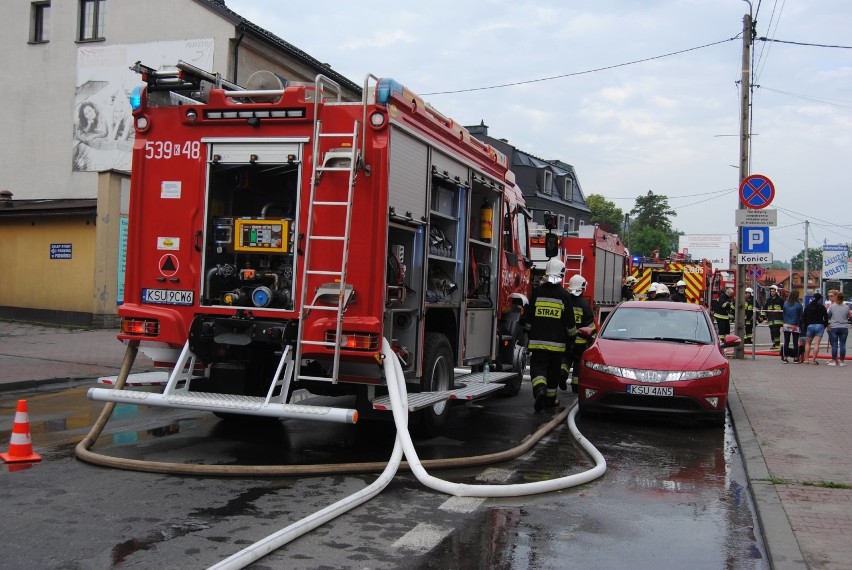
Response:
[499,333,527,397]
[412,332,454,438]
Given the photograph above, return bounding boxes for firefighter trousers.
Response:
[529,349,563,400]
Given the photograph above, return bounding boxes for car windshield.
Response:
[601,306,713,344]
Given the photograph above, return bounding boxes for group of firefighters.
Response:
[711,283,785,348]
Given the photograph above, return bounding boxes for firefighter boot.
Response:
[533,378,548,412]
[559,363,570,392]
[542,389,560,409]
[571,375,579,394]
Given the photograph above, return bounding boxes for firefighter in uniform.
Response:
[526,258,577,411]
[761,284,784,350]
[743,287,756,345]
[645,283,659,301]
[566,274,597,394]
[713,286,735,335]
[621,275,638,301]
[671,280,688,303]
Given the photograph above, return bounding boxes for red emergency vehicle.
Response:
[630,253,716,306]
[530,226,629,323]
[88,62,532,435]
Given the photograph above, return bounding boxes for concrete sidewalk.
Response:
[0,320,154,391]
[1,319,850,568]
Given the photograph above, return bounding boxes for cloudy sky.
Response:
[225,0,851,263]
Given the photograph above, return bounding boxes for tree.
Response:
[630,190,676,235]
[586,194,623,235]
[629,225,679,258]
[790,247,826,271]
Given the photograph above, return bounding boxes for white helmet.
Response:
[544,258,566,284]
[625,276,638,285]
[656,284,670,296]
[770,285,779,291]
[745,287,754,294]
[648,282,659,294]
[676,280,686,288]
[568,274,587,296]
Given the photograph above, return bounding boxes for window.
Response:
[562,177,574,201]
[516,210,529,258]
[558,214,566,233]
[567,217,575,233]
[539,169,552,195]
[30,1,50,43]
[579,219,585,228]
[78,0,105,42]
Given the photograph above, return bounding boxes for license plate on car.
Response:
[627,385,674,396]
[142,288,194,306]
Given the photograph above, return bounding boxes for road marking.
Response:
[392,523,453,553]
[476,467,515,483]
[439,496,485,513]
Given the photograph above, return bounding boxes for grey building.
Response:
[466,123,591,235]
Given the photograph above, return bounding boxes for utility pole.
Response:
[803,220,809,296]
[734,8,753,359]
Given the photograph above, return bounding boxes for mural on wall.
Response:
[74,39,214,172]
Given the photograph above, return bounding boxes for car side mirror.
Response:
[721,334,742,348]
[577,326,595,340]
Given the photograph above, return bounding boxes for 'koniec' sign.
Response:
[822,244,849,279]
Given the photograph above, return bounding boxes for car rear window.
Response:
[601,307,713,344]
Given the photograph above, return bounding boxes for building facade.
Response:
[0,0,360,325]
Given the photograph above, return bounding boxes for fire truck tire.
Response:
[412,332,454,438]
[502,331,528,397]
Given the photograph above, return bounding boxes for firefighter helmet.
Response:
[770,285,779,291]
[544,258,566,284]
[656,284,670,296]
[745,287,754,294]
[648,282,659,294]
[625,276,638,285]
[676,280,686,288]
[568,274,587,296]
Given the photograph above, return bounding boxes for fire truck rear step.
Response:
[371,371,514,411]
[86,388,357,423]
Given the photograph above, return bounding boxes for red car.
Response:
[578,301,741,427]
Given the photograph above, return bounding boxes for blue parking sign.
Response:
[741,226,769,253]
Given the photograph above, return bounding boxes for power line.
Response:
[757,37,852,49]
[421,37,739,95]
[757,86,852,110]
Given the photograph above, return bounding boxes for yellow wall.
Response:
[0,216,96,312]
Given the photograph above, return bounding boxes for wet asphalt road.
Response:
[0,380,768,569]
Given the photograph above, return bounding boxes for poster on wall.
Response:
[74,39,214,172]
[822,244,849,280]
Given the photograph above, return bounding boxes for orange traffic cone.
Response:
[1,400,42,463]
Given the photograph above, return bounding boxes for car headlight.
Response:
[585,361,723,382]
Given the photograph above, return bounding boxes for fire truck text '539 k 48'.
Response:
[88,61,533,436]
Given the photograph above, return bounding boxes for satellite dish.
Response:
[244,70,288,102]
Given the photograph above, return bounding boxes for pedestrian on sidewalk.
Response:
[826,291,849,367]
[801,292,828,365]
[780,288,803,363]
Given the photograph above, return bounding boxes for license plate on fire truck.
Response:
[627,385,674,397]
[142,288,194,306]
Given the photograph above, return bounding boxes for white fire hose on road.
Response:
[209,338,606,569]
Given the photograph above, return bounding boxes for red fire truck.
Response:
[630,253,716,305]
[530,226,629,323]
[88,61,532,436]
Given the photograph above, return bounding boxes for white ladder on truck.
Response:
[295,86,361,384]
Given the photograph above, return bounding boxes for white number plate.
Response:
[627,385,674,396]
[142,289,194,306]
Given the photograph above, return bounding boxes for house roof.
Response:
[0,199,97,218]
[193,0,361,95]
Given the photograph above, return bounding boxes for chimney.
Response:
[0,189,12,207]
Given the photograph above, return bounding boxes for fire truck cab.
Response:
[88,61,532,436]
